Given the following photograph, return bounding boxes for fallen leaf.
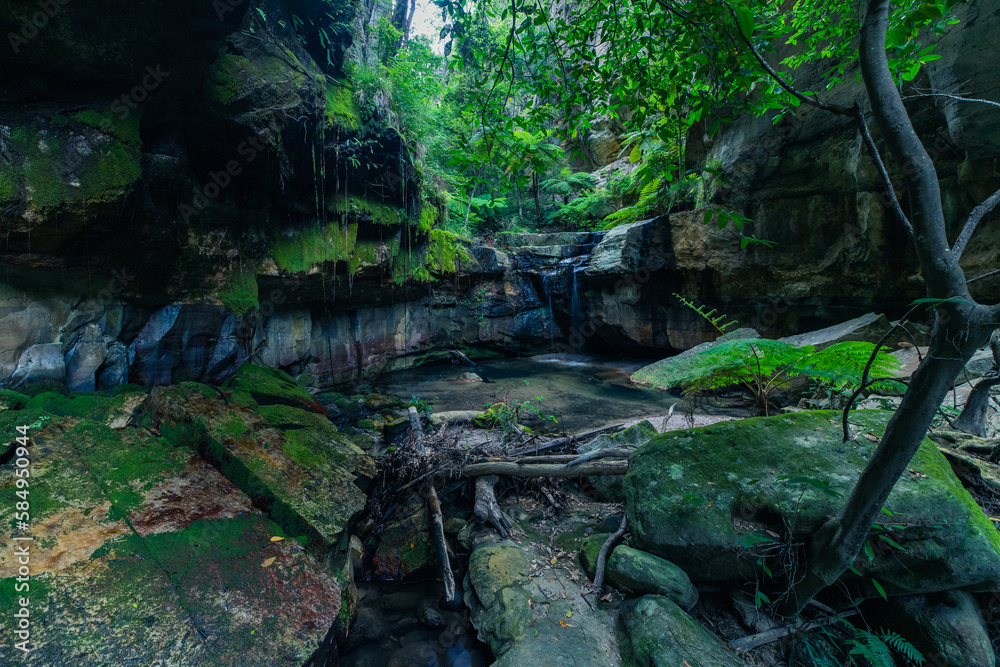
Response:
[550,557,558,565]
[270,536,284,542]
[262,557,276,568]
[566,611,573,618]
[559,620,575,628]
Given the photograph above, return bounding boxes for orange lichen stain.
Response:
[0,503,129,577]
[129,459,251,536]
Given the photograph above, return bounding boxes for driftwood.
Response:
[449,349,478,368]
[463,459,629,478]
[567,447,635,467]
[427,485,463,609]
[474,475,511,537]
[591,514,627,592]
[507,423,626,457]
[408,406,426,455]
[729,609,860,652]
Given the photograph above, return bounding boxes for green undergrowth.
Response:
[218,268,260,316]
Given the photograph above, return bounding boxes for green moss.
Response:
[207,53,253,104]
[24,390,140,423]
[72,108,142,145]
[218,269,259,316]
[222,364,325,414]
[208,52,305,105]
[212,414,250,441]
[425,229,475,275]
[418,200,438,233]
[271,221,357,273]
[330,195,404,225]
[68,421,189,521]
[325,80,361,131]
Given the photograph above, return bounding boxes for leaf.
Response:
[270,536,285,542]
[559,619,575,627]
[255,7,266,21]
[735,5,755,40]
[871,578,887,600]
[262,557,276,567]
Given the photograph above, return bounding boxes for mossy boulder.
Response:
[0,409,342,665]
[618,595,742,666]
[625,411,1000,598]
[146,370,372,552]
[466,532,626,666]
[580,540,698,609]
[577,419,658,500]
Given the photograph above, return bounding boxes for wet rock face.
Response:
[625,411,1000,597]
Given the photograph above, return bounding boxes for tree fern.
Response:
[675,293,738,337]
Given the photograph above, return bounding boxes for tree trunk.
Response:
[954,330,1000,437]
[781,0,999,615]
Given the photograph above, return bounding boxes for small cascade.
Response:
[540,271,556,351]
[569,258,586,350]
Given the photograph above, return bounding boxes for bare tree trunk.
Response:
[409,406,426,456]
[954,330,1000,437]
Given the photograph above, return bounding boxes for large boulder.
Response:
[871,590,994,667]
[778,312,894,349]
[630,328,760,389]
[0,391,343,665]
[578,538,698,609]
[625,411,1000,598]
[618,595,742,666]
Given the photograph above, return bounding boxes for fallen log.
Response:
[507,423,626,457]
[566,447,635,467]
[463,460,629,478]
[427,485,463,609]
[474,475,511,537]
[408,406,426,456]
[449,349,478,368]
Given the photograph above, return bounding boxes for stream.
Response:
[343,354,690,434]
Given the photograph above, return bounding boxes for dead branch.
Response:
[427,485,463,609]
[506,423,626,456]
[463,460,629,478]
[567,447,635,467]
[474,475,511,537]
[592,514,627,592]
[408,406,426,456]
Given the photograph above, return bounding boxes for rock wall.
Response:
[0,0,560,389]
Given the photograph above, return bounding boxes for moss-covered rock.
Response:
[0,408,341,665]
[625,411,1000,598]
[618,595,742,666]
[146,368,372,552]
[425,229,479,276]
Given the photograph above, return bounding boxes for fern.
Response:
[848,628,896,667]
[880,630,924,666]
[674,293,738,337]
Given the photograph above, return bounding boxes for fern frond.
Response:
[848,628,896,667]
[880,630,924,666]
[674,294,739,336]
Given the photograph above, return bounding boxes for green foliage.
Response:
[792,617,924,666]
[667,297,900,414]
[660,338,900,415]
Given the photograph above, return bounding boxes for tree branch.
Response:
[724,2,854,117]
[953,186,1000,260]
[902,92,1000,111]
[852,105,914,236]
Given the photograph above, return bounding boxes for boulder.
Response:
[578,538,698,609]
[618,595,742,666]
[10,343,66,387]
[630,328,760,389]
[625,411,1000,598]
[586,217,662,277]
[466,535,624,666]
[65,323,109,392]
[0,397,344,665]
[872,590,993,667]
[778,313,894,350]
